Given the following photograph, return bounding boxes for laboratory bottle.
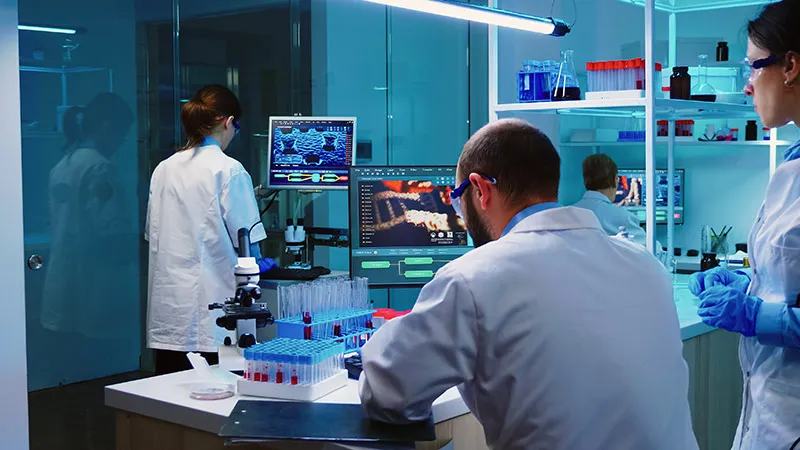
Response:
[517,60,536,103]
[552,49,581,101]
[691,54,717,102]
[746,120,758,141]
[716,42,729,62]
[670,66,691,100]
[763,127,771,140]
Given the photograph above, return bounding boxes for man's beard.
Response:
[464,196,493,248]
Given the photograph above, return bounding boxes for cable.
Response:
[259,190,280,217]
[550,0,578,28]
[790,436,800,450]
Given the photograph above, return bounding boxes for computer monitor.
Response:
[267,117,356,190]
[615,169,685,225]
[349,166,473,287]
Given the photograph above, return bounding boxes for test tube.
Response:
[635,58,644,90]
[614,60,624,91]
[586,62,594,92]
[291,353,299,385]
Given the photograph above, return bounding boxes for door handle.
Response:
[27,254,43,271]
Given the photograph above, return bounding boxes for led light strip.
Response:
[362,0,570,36]
[18,25,77,35]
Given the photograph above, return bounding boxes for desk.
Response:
[107,278,740,450]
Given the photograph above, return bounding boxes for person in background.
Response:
[359,119,697,450]
[689,1,800,448]
[573,153,646,245]
[146,84,276,375]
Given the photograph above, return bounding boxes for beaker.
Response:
[552,50,581,101]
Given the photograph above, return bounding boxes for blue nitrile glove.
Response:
[258,257,277,274]
[689,267,751,297]
[697,286,763,337]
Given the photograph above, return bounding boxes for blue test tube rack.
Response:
[275,308,375,345]
[239,338,349,401]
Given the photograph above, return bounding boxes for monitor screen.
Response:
[349,166,473,287]
[267,117,356,190]
[615,169,685,225]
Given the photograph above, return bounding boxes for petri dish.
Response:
[190,382,235,401]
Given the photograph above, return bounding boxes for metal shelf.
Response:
[495,98,758,120]
[617,0,772,13]
[559,139,793,147]
[20,65,109,74]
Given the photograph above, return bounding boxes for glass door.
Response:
[18,0,158,447]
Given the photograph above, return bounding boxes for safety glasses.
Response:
[450,174,497,218]
[233,119,241,136]
[744,54,783,84]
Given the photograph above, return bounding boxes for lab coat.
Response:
[733,140,800,450]
[359,206,697,450]
[146,142,266,353]
[573,190,646,245]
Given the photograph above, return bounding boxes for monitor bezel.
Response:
[348,165,469,289]
[266,116,357,191]
[617,168,685,226]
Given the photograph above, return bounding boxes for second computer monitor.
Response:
[349,166,473,287]
[615,169,685,225]
[267,116,356,190]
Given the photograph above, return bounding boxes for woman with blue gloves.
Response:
[689,1,800,448]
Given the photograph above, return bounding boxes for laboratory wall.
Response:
[20,0,146,391]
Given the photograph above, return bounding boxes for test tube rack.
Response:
[276,308,376,349]
[239,338,348,401]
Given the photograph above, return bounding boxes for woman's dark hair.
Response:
[61,92,133,152]
[180,84,242,150]
[582,153,618,191]
[748,0,800,58]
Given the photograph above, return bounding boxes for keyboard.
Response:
[261,266,331,281]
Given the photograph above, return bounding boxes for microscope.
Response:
[209,228,274,351]
[284,218,311,270]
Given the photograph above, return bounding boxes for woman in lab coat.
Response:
[146,85,274,374]
[690,2,800,448]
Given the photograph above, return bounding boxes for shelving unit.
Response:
[487,0,782,259]
[559,139,792,147]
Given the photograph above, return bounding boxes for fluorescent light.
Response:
[18,25,77,35]
[362,0,570,36]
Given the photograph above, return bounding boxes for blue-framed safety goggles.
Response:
[745,54,784,84]
[233,119,241,136]
[450,174,497,218]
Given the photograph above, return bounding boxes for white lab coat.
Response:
[359,206,697,450]
[146,143,266,353]
[573,190,646,245]
[733,143,800,449]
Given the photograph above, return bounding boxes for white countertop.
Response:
[105,369,466,436]
[106,276,713,438]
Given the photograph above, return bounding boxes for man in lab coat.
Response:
[573,153,647,245]
[359,119,698,450]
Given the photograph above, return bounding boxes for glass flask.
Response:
[691,54,717,102]
[552,50,581,101]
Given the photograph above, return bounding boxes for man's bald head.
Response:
[457,119,560,206]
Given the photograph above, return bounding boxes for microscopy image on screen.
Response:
[358,180,468,248]
[272,126,348,167]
